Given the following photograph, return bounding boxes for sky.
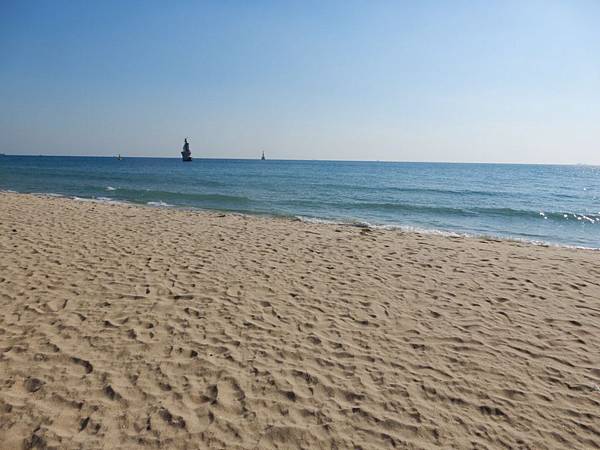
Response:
[1,0,599,163]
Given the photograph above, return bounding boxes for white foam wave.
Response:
[30,192,63,197]
[294,216,599,250]
[295,215,460,236]
[147,201,173,207]
[295,216,340,225]
[73,196,127,205]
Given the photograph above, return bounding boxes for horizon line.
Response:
[1,153,598,167]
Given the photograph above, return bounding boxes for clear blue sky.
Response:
[1,0,599,163]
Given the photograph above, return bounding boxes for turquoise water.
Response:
[1,156,600,248]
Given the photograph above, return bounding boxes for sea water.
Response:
[1,156,599,248]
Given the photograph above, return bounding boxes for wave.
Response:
[294,216,373,228]
[315,183,503,197]
[294,215,599,250]
[108,188,253,205]
[284,199,599,223]
[147,201,173,207]
[477,208,599,223]
[284,199,484,217]
[73,196,128,206]
[12,170,226,188]
[10,185,600,227]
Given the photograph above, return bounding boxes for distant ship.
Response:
[181,138,192,162]
[261,150,266,161]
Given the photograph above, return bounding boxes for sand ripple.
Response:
[1,193,599,449]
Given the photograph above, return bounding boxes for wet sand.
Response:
[1,192,599,449]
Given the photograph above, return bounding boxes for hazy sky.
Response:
[1,1,599,163]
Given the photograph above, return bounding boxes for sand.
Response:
[0,192,599,449]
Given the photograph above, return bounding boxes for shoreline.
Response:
[5,190,600,252]
[1,191,599,449]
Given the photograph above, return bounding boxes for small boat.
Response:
[261,150,266,161]
[181,138,192,162]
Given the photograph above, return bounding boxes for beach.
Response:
[1,192,599,449]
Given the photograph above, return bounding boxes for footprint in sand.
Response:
[201,384,219,404]
[24,377,44,393]
[70,356,93,374]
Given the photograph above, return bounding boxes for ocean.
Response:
[1,155,599,248]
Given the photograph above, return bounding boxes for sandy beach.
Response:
[0,192,599,449]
